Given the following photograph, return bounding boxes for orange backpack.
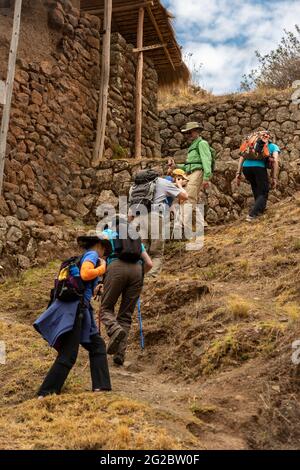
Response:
[240,131,270,160]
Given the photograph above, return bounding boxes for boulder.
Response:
[7,226,23,243]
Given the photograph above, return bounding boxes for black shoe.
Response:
[113,355,124,366]
[107,328,126,355]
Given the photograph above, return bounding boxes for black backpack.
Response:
[48,256,85,306]
[129,169,159,211]
[113,233,143,264]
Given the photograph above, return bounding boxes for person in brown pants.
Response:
[100,224,153,366]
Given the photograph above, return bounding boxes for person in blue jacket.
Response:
[34,231,112,397]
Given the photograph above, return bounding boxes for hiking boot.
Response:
[246,215,257,222]
[113,354,125,367]
[107,328,126,355]
[185,236,204,251]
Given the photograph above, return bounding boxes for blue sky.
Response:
[163,0,300,94]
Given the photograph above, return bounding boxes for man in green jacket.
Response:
[168,122,213,230]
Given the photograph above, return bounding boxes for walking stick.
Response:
[137,297,145,350]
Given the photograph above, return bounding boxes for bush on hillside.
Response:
[241,25,300,91]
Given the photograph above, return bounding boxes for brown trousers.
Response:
[101,260,143,360]
[136,211,165,277]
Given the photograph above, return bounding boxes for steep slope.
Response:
[0,194,299,449]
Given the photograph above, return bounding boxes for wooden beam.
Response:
[135,6,144,159]
[133,43,166,53]
[146,4,175,71]
[86,1,153,16]
[0,80,6,105]
[92,0,112,167]
[0,0,22,196]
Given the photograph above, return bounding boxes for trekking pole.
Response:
[137,297,145,350]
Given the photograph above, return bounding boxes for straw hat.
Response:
[77,230,112,254]
[181,121,203,133]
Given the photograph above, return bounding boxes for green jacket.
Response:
[178,137,212,181]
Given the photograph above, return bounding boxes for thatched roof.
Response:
[80,0,190,85]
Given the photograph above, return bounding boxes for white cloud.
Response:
[166,0,300,93]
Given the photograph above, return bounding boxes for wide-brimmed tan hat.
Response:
[181,121,203,133]
[172,168,189,181]
[77,230,112,254]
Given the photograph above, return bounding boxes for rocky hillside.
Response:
[0,194,299,450]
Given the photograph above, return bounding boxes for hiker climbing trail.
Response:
[0,196,299,449]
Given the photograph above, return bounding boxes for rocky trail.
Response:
[0,195,300,449]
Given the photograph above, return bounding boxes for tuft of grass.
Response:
[292,239,300,252]
[112,144,129,159]
[190,402,217,417]
[283,303,300,322]
[227,295,252,319]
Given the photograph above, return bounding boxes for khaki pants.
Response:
[182,170,204,234]
[186,170,203,205]
[101,260,143,360]
[136,211,165,278]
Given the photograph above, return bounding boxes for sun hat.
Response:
[172,168,189,181]
[181,121,203,133]
[77,230,112,255]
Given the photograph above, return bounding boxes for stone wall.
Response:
[0,0,160,227]
[159,92,300,223]
[0,214,79,274]
[0,157,164,273]
[0,0,161,270]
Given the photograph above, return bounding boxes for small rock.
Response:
[7,226,23,243]
[43,214,55,226]
[17,255,31,270]
[6,216,22,228]
[16,208,29,221]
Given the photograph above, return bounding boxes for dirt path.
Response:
[109,348,267,450]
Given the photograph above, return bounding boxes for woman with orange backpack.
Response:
[235,130,280,222]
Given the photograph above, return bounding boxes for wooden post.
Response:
[0,0,22,195]
[135,6,145,159]
[92,0,112,167]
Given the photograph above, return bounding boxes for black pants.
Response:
[38,310,111,396]
[243,166,269,217]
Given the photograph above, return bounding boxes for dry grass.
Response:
[283,303,300,322]
[158,85,211,110]
[199,321,286,375]
[227,295,252,319]
[158,85,290,110]
[0,261,60,324]
[0,318,183,450]
[0,393,182,450]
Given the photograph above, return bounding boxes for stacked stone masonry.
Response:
[0,0,160,225]
[0,0,300,271]
[0,0,161,271]
[159,92,300,224]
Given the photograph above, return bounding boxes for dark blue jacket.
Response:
[33,299,98,351]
